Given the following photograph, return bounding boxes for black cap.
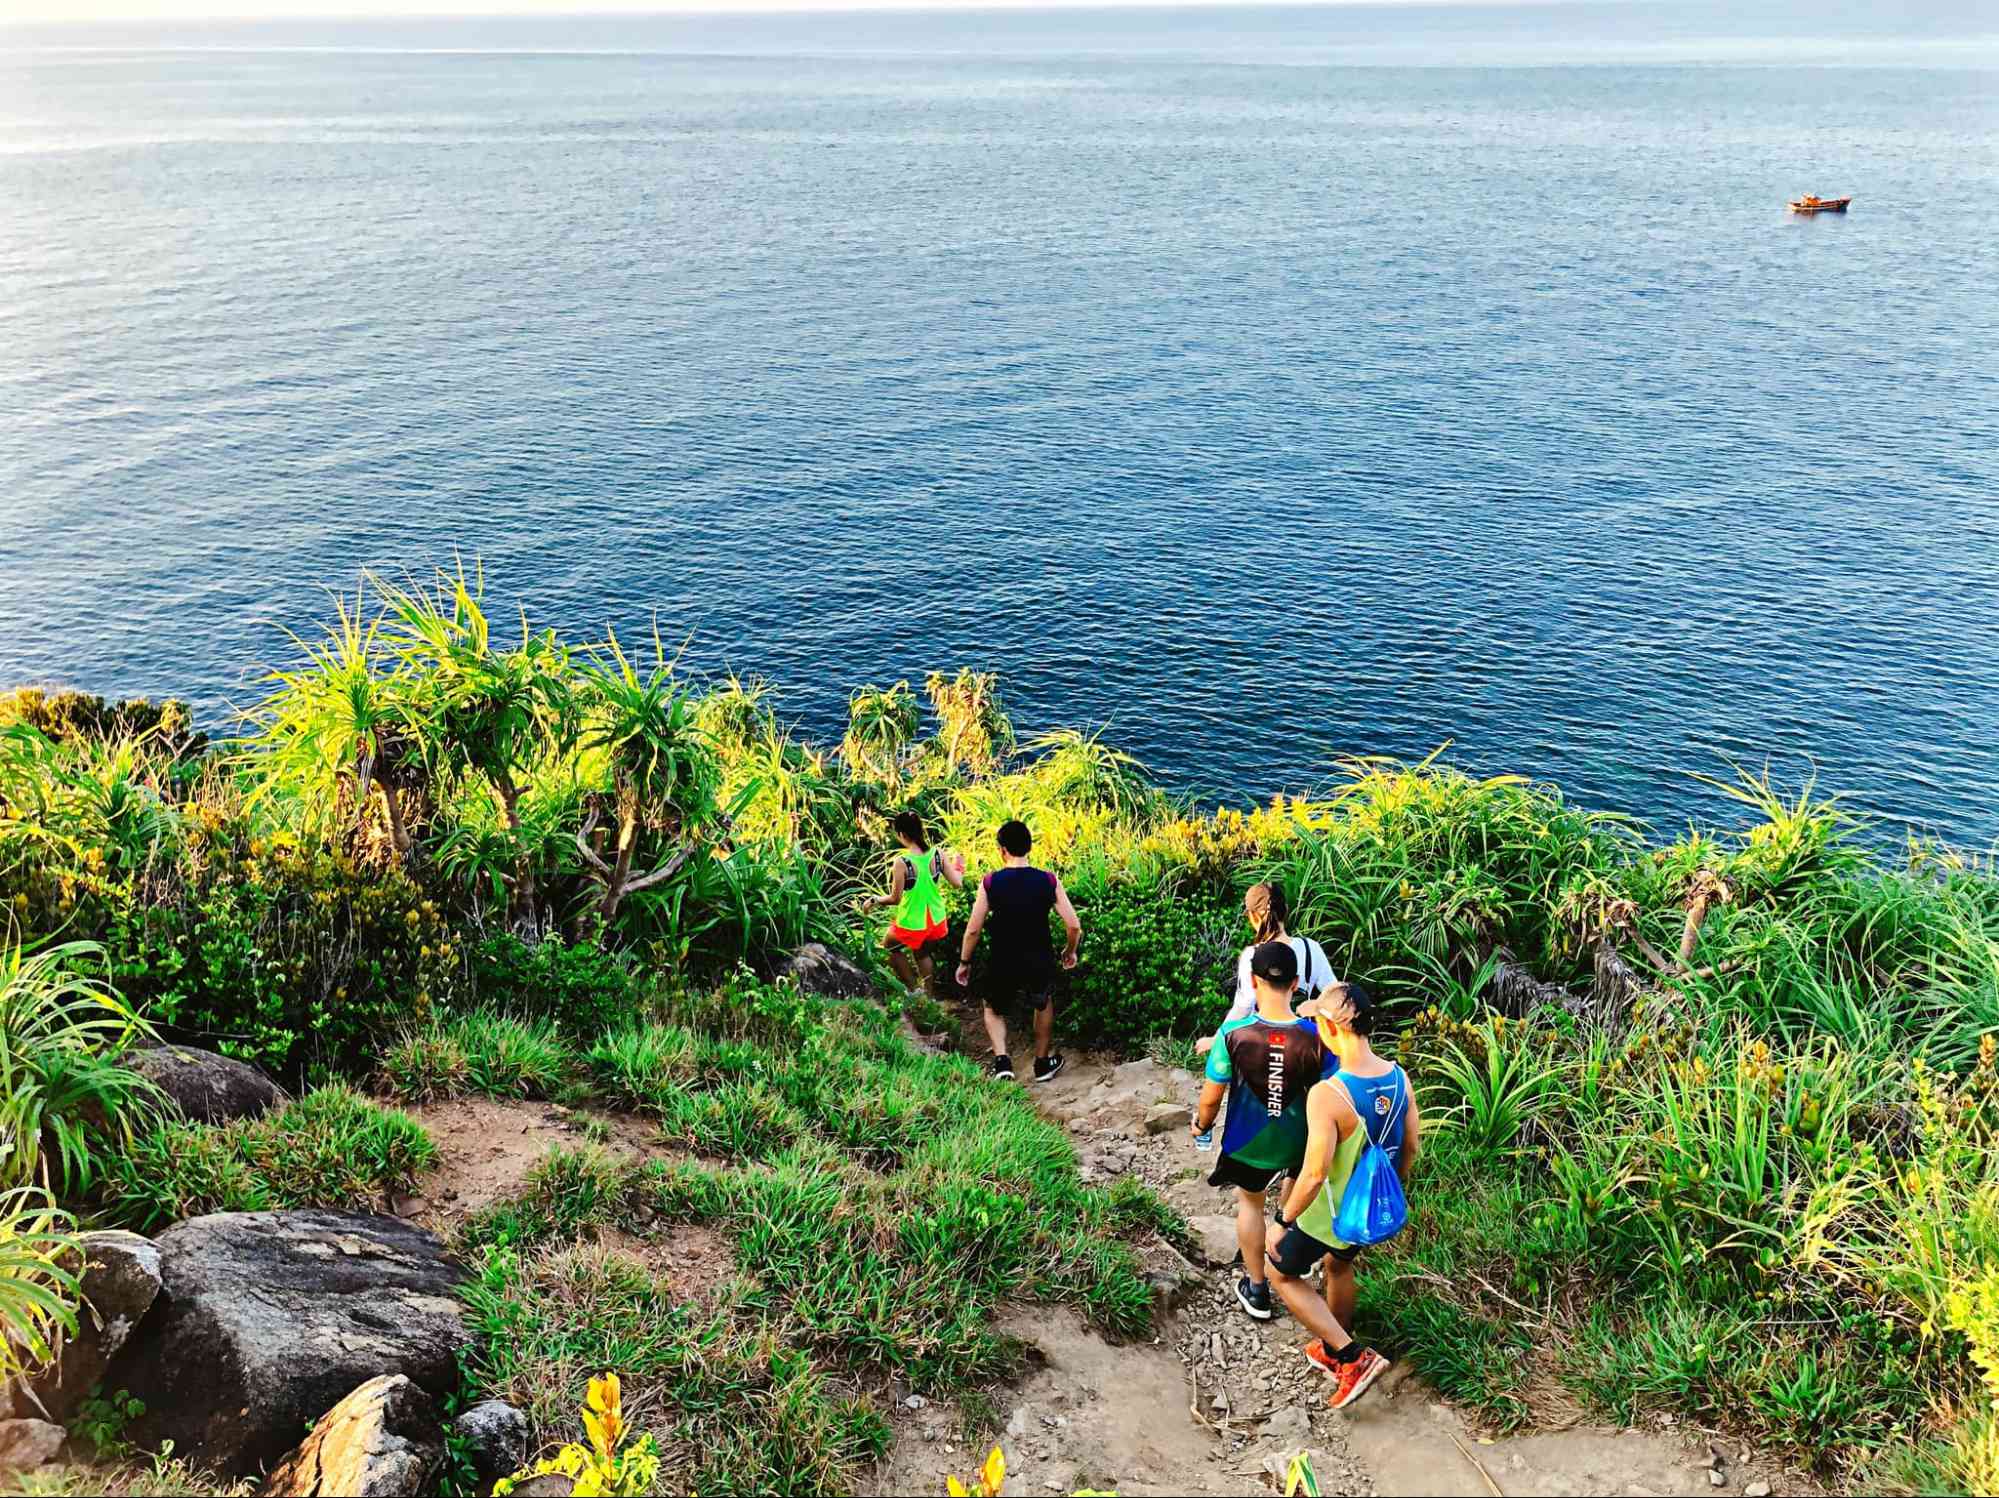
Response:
[1250,940,1299,987]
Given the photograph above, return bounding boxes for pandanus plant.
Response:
[249,590,425,862]
[574,632,720,923]
[924,668,1013,779]
[377,566,578,920]
[841,681,920,789]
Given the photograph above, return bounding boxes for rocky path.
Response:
[875,1052,1814,1498]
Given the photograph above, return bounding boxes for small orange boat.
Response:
[1789,194,1852,214]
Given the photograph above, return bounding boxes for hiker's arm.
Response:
[1193,1079,1227,1136]
[1053,877,1082,969]
[1279,1084,1354,1227]
[1397,1088,1423,1184]
[954,883,990,985]
[940,850,966,889]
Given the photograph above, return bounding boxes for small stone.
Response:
[904,1395,927,1411]
[1744,1485,1772,1498]
[452,1399,528,1493]
[0,1419,65,1473]
[1709,1472,1726,1489]
[1006,1408,1028,1439]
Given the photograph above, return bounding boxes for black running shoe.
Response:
[1236,1276,1274,1321]
[1034,1054,1066,1083]
[991,1054,1016,1081]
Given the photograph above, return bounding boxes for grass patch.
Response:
[462,1242,891,1496]
[105,1084,434,1230]
[382,1010,574,1102]
[456,981,1173,1495]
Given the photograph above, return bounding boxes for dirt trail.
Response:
[874,1053,1813,1498]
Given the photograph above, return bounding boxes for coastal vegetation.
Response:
[2,567,1997,1493]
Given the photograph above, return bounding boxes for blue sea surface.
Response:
[3,3,1997,841]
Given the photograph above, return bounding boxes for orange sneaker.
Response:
[1302,1339,1341,1379]
[1326,1347,1390,1410]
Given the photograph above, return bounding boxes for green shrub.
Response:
[105,829,464,1073]
[1059,880,1238,1048]
[473,933,651,1038]
[107,1084,435,1229]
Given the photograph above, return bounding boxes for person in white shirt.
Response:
[1195,882,1336,1056]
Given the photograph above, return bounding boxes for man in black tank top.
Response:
[955,819,1082,1084]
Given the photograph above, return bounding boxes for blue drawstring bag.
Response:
[1332,1072,1409,1247]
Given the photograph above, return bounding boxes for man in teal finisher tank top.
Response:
[1264,979,1422,1412]
[1191,940,1325,1322]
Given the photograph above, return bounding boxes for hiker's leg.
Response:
[914,949,936,990]
[1268,1268,1353,1350]
[1326,1254,1358,1333]
[982,1005,1009,1059]
[1236,1189,1268,1285]
[887,946,921,993]
[1033,996,1055,1062]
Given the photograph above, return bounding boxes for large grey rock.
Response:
[1189,1213,1241,1268]
[453,1398,529,1491]
[113,1211,466,1479]
[0,1418,65,1473]
[772,942,874,999]
[120,1044,284,1125]
[1143,1102,1192,1135]
[259,1375,443,1498]
[5,1231,161,1422]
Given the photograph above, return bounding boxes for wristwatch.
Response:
[1272,1209,1290,1230]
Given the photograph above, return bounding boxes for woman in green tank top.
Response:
[869,811,964,995]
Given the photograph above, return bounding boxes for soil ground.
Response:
[874,1012,1820,1498]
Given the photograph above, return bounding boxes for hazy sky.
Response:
[13,0,1489,27]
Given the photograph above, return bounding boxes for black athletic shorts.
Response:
[1268,1221,1360,1277]
[983,966,1054,1023]
[1208,1151,1285,1193]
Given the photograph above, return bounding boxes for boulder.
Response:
[1188,1213,1241,1268]
[1143,1102,1192,1135]
[120,1044,284,1125]
[453,1398,529,1492]
[772,942,874,999]
[5,1231,162,1422]
[0,1418,65,1473]
[112,1211,467,1479]
[259,1375,443,1498]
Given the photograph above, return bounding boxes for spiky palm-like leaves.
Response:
[842,683,920,789]
[574,633,719,922]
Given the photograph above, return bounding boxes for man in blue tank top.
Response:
[955,819,1081,1083]
[1263,980,1422,1411]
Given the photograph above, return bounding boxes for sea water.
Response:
[2,2,1996,840]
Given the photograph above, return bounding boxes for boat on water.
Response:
[1789,195,1852,214]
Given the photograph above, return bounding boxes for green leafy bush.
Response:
[102,824,464,1073]
[473,932,651,1037]
[1059,880,1238,1048]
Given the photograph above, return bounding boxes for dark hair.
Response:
[1343,979,1378,1037]
[996,819,1032,857]
[891,811,928,850]
[1245,882,1289,944]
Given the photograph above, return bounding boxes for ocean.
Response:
[3,2,1996,841]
